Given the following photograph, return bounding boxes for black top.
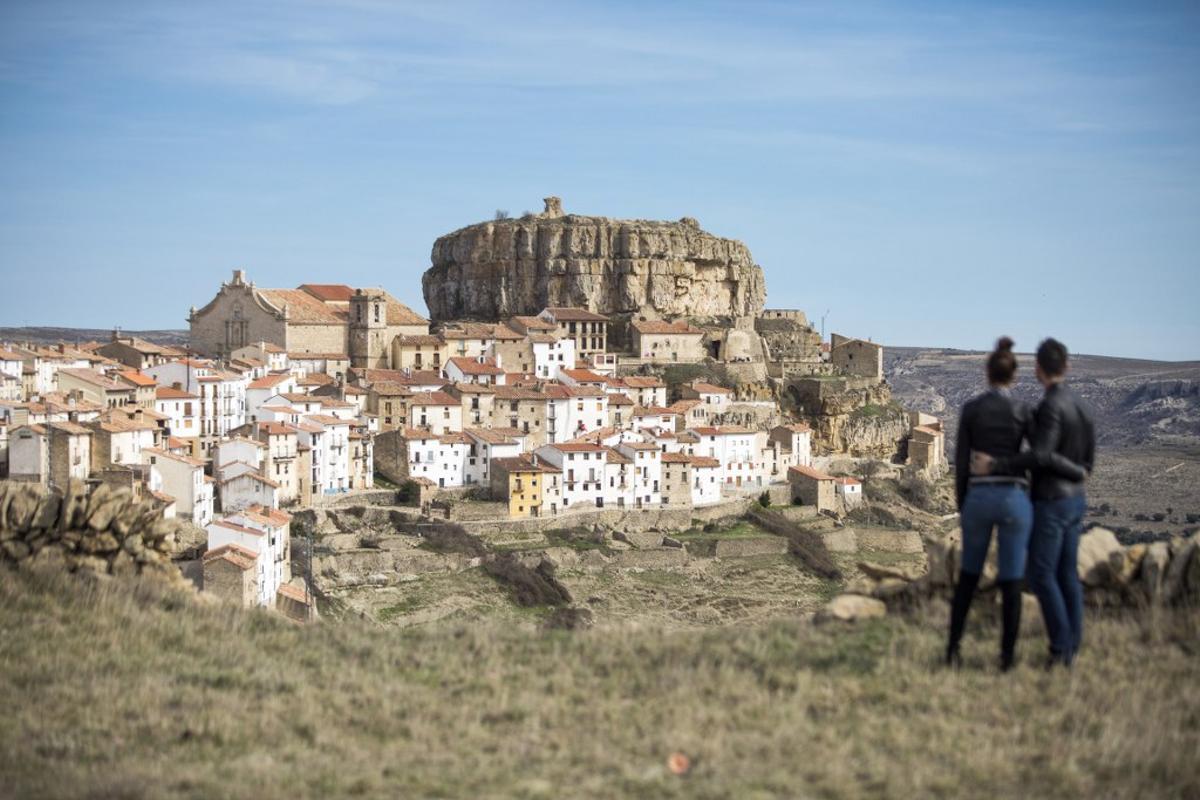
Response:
[992,383,1095,502]
[954,387,1087,510]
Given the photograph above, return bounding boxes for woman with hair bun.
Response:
[947,337,1087,671]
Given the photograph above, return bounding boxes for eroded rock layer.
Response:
[422,200,767,323]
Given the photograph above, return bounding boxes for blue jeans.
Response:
[960,483,1033,581]
[1027,494,1087,660]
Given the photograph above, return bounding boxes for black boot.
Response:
[946,571,981,667]
[999,579,1022,672]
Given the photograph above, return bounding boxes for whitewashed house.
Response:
[154,386,200,439]
[142,447,213,526]
[533,443,608,510]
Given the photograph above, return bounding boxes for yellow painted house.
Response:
[490,454,560,518]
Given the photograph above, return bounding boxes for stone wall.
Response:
[0,481,193,589]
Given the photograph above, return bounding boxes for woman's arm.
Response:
[995,399,1087,481]
[954,404,971,511]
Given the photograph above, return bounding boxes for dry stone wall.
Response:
[0,481,195,589]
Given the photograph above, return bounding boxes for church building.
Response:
[188,270,429,369]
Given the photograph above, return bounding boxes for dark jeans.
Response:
[1027,494,1087,660]
[960,483,1033,581]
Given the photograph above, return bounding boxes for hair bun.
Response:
[996,336,1015,353]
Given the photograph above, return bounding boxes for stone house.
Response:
[445,356,506,386]
[630,319,705,363]
[202,543,258,608]
[440,323,497,360]
[446,383,495,429]
[830,333,883,381]
[607,392,634,429]
[251,421,307,505]
[84,413,157,468]
[115,370,158,409]
[391,334,447,372]
[612,376,668,408]
[660,452,693,507]
[538,307,608,359]
[490,386,550,444]
[907,411,946,475]
[55,368,136,409]
[97,332,180,370]
[7,421,92,487]
[788,464,837,513]
[485,324,534,375]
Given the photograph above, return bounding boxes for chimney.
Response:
[232,269,246,284]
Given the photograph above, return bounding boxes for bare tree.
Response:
[494,209,510,220]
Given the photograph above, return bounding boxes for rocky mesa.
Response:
[422,197,766,325]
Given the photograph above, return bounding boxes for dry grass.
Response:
[1,567,1197,799]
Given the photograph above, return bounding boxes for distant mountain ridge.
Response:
[886,346,1200,449]
[0,326,190,348]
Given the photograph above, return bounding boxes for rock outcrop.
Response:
[787,376,910,458]
[422,198,767,329]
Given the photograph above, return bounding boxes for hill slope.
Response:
[1,568,1196,799]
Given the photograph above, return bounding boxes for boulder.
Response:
[1138,542,1171,603]
[30,492,61,532]
[815,593,887,624]
[1077,527,1125,588]
[1163,539,1198,604]
[86,497,123,532]
[858,561,922,582]
[59,480,89,531]
[924,529,962,589]
[6,485,39,532]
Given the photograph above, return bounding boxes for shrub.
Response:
[758,491,771,508]
[898,473,934,511]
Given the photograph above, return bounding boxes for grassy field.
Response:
[1,567,1197,799]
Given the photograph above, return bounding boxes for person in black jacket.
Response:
[948,337,1087,671]
[973,338,1095,667]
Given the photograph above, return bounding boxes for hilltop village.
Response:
[0,198,945,617]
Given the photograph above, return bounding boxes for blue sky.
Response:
[1,1,1197,359]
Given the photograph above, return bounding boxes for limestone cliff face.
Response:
[788,378,911,459]
[422,198,767,324]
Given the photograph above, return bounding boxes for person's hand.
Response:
[970,451,995,476]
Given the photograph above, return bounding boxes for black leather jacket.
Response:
[954,387,1087,510]
[991,383,1095,502]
